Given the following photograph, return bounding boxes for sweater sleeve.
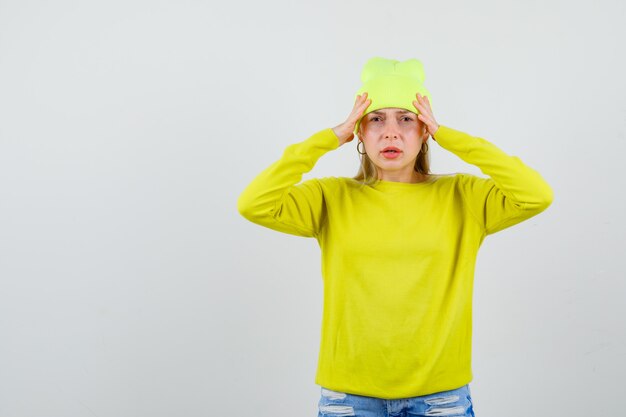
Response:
[433,125,554,236]
[236,127,340,238]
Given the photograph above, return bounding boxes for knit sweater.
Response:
[237,125,554,399]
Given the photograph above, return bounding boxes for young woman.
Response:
[237,57,553,417]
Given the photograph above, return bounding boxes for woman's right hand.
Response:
[332,92,371,146]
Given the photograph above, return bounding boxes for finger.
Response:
[353,93,368,109]
[350,99,370,122]
[419,93,433,111]
[351,100,365,118]
[413,100,430,116]
[417,112,433,126]
[414,95,428,107]
[413,99,434,117]
[422,97,432,112]
[356,98,371,114]
[416,93,430,108]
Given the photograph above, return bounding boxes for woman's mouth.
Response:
[381,149,402,159]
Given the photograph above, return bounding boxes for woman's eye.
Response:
[370,116,413,122]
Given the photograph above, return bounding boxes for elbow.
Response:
[237,190,269,223]
[545,186,554,207]
[541,182,554,208]
[532,182,554,211]
[237,192,253,220]
[517,181,554,214]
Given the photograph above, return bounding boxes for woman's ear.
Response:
[419,121,429,141]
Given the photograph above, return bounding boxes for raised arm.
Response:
[434,125,554,235]
[236,128,340,238]
[413,92,553,236]
[237,93,372,238]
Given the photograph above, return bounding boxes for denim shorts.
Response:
[317,383,475,417]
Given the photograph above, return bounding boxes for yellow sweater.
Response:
[237,125,554,399]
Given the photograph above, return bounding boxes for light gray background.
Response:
[1,0,624,416]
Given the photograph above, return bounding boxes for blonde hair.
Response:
[351,130,432,187]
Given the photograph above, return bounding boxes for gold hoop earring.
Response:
[357,141,367,155]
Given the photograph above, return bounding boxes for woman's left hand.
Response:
[413,92,440,141]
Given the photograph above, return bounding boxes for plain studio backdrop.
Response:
[1,0,624,416]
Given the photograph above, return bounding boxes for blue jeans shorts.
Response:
[317,383,475,417]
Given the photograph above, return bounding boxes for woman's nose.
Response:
[384,126,400,138]
[383,121,401,137]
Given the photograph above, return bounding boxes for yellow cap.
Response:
[354,57,433,136]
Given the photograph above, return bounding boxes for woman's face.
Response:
[358,107,428,175]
